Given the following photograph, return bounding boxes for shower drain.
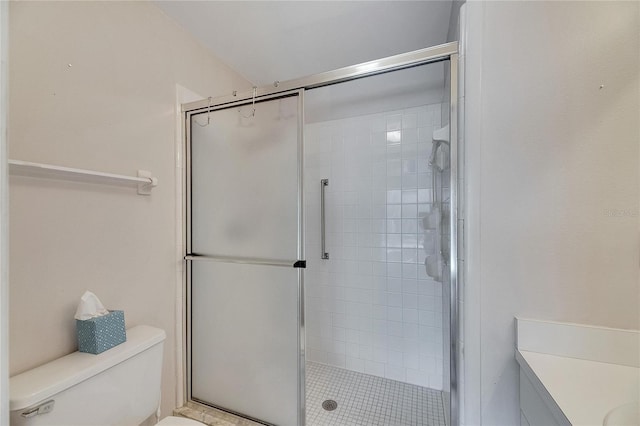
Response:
[322,399,338,411]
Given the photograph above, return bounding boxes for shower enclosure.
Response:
[183,41,459,426]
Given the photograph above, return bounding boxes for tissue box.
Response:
[76,310,126,354]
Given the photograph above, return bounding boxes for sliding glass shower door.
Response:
[187,92,304,426]
[184,42,459,426]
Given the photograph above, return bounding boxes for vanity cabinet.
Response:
[519,370,562,426]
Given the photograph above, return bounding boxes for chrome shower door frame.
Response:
[183,40,461,426]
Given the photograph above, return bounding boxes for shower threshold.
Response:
[177,362,447,426]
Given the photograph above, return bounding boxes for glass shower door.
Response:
[188,93,303,426]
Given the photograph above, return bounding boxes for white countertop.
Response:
[516,349,639,426]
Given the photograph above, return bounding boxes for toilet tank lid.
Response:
[10,325,166,411]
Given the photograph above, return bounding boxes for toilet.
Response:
[10,325,203,426]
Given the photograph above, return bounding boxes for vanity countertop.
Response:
[516,348,639,425]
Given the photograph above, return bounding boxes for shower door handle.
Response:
[321,179,329,260]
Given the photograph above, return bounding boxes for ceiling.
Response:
[155,1,454,86]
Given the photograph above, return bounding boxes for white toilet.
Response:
[10,325,203,426]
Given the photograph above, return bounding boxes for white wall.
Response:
[8,1,249,417]
[0,1,8,424]
[305,64,446,124]
[305,103,447,389]
[446,1,464,44]
[463,2,640,424]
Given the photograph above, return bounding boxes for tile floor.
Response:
[306,361,447,426]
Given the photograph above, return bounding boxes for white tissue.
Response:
[74,291,109,320]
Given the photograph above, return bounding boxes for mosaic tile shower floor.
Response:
[306,361,447,426]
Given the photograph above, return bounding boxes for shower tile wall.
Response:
[305,104,445,390]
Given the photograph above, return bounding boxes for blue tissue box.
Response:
[76,310,126,354]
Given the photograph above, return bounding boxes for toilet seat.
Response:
[157,415,205,426]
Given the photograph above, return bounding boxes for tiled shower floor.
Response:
[306,361,447,426]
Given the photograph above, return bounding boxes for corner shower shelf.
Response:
[8,159,158,195]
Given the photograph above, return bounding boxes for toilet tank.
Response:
[10,325,166,426]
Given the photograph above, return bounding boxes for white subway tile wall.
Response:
[305,104,446,390]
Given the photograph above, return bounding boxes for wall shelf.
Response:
[8,159,158,195]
